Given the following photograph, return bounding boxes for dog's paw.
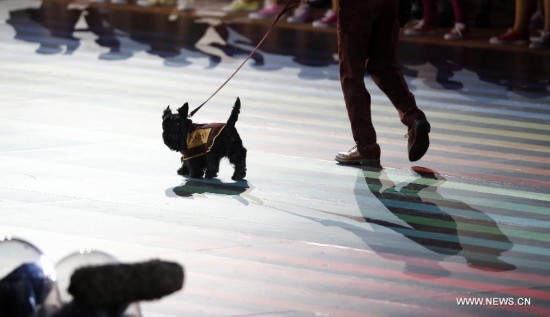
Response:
[189,170,205,178]
[177,165,190,176]
[205,170,218,179]
[231,169,246,180]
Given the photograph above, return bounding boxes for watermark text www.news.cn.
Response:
[456,297,532,306]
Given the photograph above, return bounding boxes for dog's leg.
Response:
[229,146,247,180]
[187,158,205,178]
[189,169,205,178]
[177,157,190,176]
[204,154,221,179]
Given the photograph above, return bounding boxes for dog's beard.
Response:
[162,120,187,151]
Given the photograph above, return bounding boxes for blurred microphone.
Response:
[68,259,184,308]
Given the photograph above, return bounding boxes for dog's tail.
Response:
[226,97,241,127]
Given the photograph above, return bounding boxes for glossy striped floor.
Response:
[1,1,549,316]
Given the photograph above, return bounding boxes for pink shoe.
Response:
[444,23,469,40]
[404,20,436,36]
[489,28,529,45]
[287,3,312,23]
[312,9,337,28]
[248,2,285,20]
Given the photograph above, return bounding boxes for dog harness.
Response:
[180,123,226,160]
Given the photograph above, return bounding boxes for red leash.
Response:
[189,0,300,117]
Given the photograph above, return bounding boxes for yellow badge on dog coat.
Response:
[181,123,226,160]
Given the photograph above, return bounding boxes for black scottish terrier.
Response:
[162,98,247,180]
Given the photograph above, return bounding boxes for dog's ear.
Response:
[235,97,240,107]
[163,106,172,119]
[178,103,189,118]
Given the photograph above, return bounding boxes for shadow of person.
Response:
[7,1,124,57]
[6,2,231,66]
[280,166,459,278]
[363,167,462,254]
[226,22,338,78]
[399,41,549,98]
[167,178,262,206]
[207,24,265,67]
[104,10,223,67]
[83,7,124,57]
[399,42,465,91]
[291,166,516,277]
[7,2,82,55]
[362,166,516,272]
[354,166,462,278]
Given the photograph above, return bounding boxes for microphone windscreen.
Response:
[68,259,184,307]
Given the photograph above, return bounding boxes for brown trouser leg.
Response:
[338,0,425,158]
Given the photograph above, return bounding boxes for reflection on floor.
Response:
[1,0,549,316]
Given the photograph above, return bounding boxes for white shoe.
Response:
[529,31,550,50]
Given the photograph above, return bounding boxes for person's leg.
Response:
[451,0,467,24]
[422,0,438,25]
[367,0,430,161]
[404,0,437,35]
[443,0,469,40]
[337,0,380,160]
[543,0,550,32]
[513,0,537,34]
[529,0,550,48]
[490,0,536,44]
[529,0,544,30]
[366,1,425,129]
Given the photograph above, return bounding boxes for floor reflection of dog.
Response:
[168,179,261,206]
